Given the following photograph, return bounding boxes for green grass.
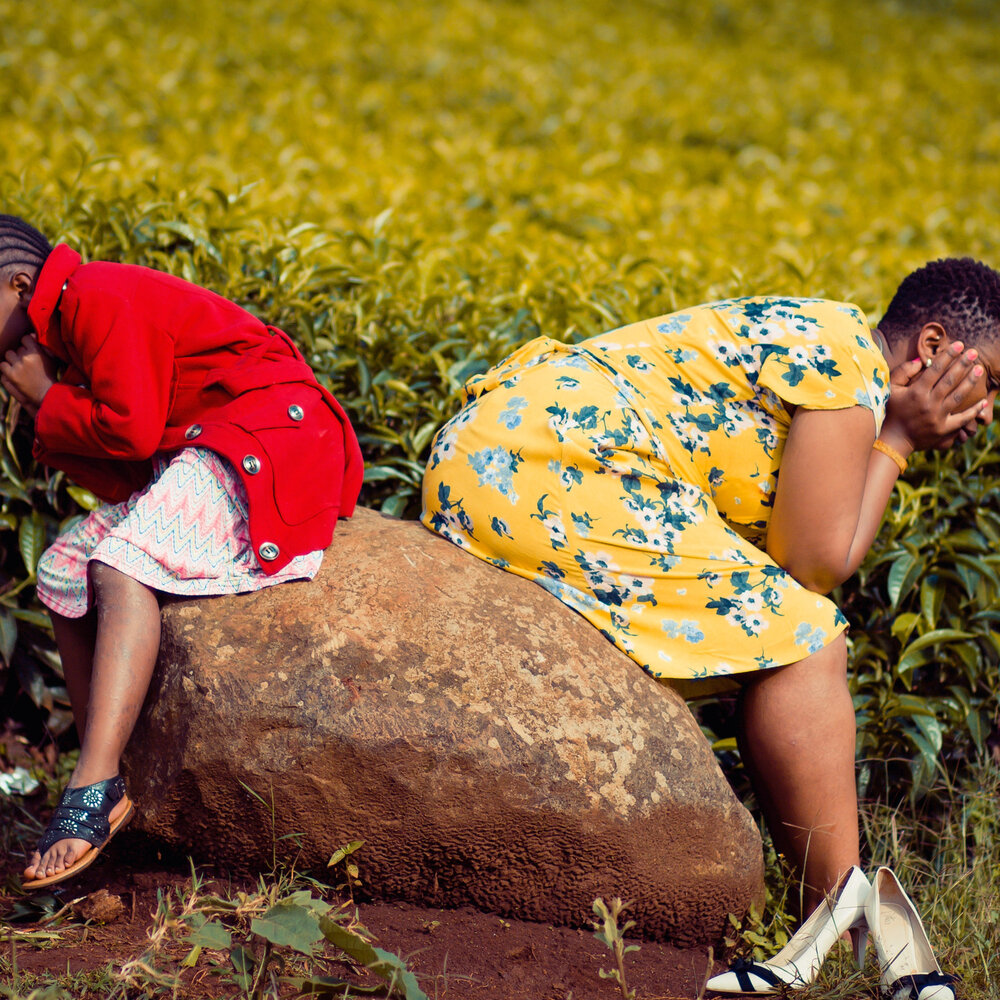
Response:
[1,0,998,994]
[2,860,433,1000]
[726,758,1000,1000]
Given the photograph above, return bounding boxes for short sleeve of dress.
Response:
[750,299,891,433]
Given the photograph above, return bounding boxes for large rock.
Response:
[124,507,763,945]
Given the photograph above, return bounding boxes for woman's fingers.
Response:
[889,357,924,387]
[923,342,986,410]
[941,396,988,434]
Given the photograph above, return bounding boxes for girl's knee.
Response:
[87,559,115,591]
[87,560,131,601]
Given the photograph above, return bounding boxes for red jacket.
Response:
[28,244,364,574]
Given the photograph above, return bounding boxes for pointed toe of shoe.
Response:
[705,971,741,993]
[886,976,957,1000]
[917,987,955,1000]
[706,969,778,994]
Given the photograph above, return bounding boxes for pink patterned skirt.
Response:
[37,448,323,619]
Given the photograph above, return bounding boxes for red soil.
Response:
[2,828,713,999]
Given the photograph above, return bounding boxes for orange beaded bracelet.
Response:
[873,438,908,474]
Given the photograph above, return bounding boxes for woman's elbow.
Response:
[767,548,849,595]
[790,565,841,595]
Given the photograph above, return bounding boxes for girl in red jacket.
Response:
[0,215,364,888]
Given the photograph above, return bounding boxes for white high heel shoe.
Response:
[866,867,957,1000]
[707,867,872,1000]
[707,866,871,994]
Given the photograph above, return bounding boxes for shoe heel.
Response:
[849,921,868,968]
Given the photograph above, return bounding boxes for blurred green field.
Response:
[4,0,1000,304]
[1,0,999,991]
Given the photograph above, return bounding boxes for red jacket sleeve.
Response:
[33,292,175,461]
[39,452,154,504]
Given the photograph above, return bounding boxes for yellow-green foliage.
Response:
[0,0,998,793]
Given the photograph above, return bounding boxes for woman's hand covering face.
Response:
[883,342,991,452]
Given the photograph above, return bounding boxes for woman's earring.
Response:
[925,357,934,368]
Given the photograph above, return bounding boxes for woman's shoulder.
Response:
[704,296,869,331]
[604,297,871,339]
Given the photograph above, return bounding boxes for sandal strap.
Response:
[730,957,785,991]
[887,972,959,999]
[36,776,127,855]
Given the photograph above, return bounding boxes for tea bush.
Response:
[0,0,998,799]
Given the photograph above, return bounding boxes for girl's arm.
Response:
[766,350,986,594]
[34,292,174,460]
[1,336,156,502]
[0,335,59,417]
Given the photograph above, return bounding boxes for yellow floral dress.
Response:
[421,298,890,694]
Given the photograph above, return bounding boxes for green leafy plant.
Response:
[591,897,640,1000]
[113,864,428,999]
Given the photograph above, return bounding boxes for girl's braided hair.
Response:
[0,215,53,277]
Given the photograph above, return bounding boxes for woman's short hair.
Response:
[0,215,53,278]
[880,257,1000,345]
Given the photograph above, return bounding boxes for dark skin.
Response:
[2,260,996,891]
[769,327,997,594]
[0,265,159,881]
[745,323,995,912]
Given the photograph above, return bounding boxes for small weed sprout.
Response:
[327,838,365,897]
[591,896,640,1000]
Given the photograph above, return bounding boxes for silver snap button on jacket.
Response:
[258,542,280,561]
[287,404,304,421]
[185,424,202,439]
[242,455,261,475]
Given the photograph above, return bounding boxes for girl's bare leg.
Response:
[736,633,860,916]
[24,562,160,881]
[51,608,97,742]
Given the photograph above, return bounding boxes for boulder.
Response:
[124,507,763,945]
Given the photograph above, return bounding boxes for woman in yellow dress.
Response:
[421,258,1000,922]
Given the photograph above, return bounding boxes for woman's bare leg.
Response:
[737,633,859,915]
[24,562,160,881]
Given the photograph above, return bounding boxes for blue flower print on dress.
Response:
[497,396,529,430]
[625,354,652,372]
[539,559,564,580]
[429,402,480,470]
[663,347,699,365]
[545,403,602,442]
[427,484,475,548]
[536,574,600,613]
[550,353,592,373]
[574,550,627,605]
[794,622,829,653]
[706,572,776,636]
[655,313,692,336]
[560,464,584,489]
[467,446,523,503]
[530,494,567,549]
[667,375,700,408]
[420,296,884,686]
[490,516,513,539]
[707,337,744,369]
[662,619,705,643]
[573,549,655,610]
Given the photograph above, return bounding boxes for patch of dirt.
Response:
[2,826,715,999]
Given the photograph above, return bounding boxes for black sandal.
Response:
[22,776,134,890]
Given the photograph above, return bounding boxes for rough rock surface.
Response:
[124,507,763,945]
